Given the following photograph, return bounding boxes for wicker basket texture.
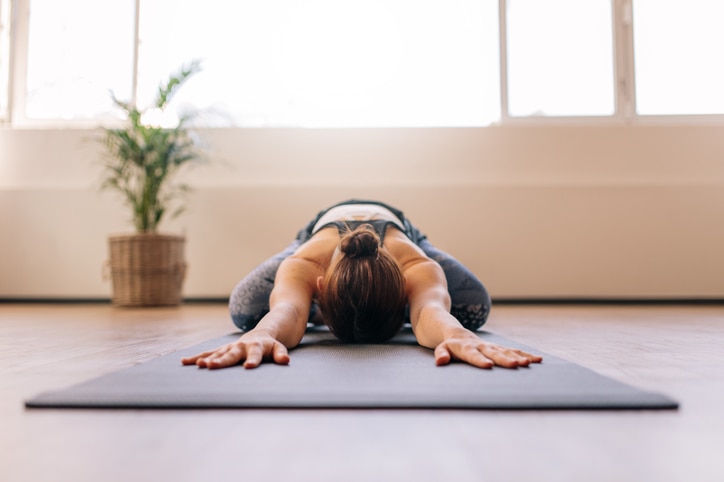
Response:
[108,234,186,307]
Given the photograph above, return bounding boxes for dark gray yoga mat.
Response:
[25,329,678,410]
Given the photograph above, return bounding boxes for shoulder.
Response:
[282,227,339,274]
[384,229,430,270]
[384,228,446,286]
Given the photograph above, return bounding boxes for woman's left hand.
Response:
[434,330,543,369]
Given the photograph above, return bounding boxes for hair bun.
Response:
[340,225,380,258]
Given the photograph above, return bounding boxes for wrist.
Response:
[444,325,477,340]
[413,304,464,348]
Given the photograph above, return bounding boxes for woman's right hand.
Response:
[181,331,290,369]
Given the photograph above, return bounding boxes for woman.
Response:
[182,200,542,369]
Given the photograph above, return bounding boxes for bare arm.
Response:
[182,256,320,369]
[404,258,542,369]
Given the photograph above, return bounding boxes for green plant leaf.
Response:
[98,60,207,233]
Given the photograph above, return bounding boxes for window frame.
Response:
[0,0,12,123]
[500,0,618,122]
[5,0,724,128]
[8,0,139,128]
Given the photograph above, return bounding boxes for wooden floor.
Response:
[1,302,723,482]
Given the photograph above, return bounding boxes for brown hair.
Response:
[318,224,407,343]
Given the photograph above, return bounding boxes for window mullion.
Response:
[612,0,636,119]
[498,0,509,122]
[9,0,30,124]
[0,0,11,121]
[131,0,139,107]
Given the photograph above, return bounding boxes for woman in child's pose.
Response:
[182,200,542,369]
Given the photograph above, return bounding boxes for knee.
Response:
[452,302,490,331]
[450,278,492,331]
[229,290,264,333]
[228,276,272,332]
[451,272,491,306]
[230,310,264,333]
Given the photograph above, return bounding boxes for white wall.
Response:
[1,125,723,300]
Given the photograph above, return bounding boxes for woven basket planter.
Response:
[108,234,187,307]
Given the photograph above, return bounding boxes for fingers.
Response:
[205,344,245,369]
[181,349,217,366]
[511,348,543,364]
[242,341,290,368]
[242,342,264,369]
[272,342,290,365]
[433,344,452,366]
[180,343,245,370]
[506,347,543,365]
[435,339,543,369]
[435,342,494,369]
[479,346,524,368]
[459,344,495,369]
[181,340,292,370]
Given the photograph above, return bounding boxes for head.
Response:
[316,224,407,343]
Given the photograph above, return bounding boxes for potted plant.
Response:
[100,61,207,306]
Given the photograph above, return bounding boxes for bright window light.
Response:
[633,0,724,115]
[24,0,135,120]
[506,0,615,117]
[0,0,10,120]
[137,0,500,127]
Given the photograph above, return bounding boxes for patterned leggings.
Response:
[229,224,491,333]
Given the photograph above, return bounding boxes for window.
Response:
[7,0,724,126]
[18,0,500,127]
[505,0,615,117]
[136,0,500,128]
[0,0,10,121]
[24,0,135,120]
[633,0,724,115]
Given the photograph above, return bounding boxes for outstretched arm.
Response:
[404,259,542,368]
[182,257,318,369]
